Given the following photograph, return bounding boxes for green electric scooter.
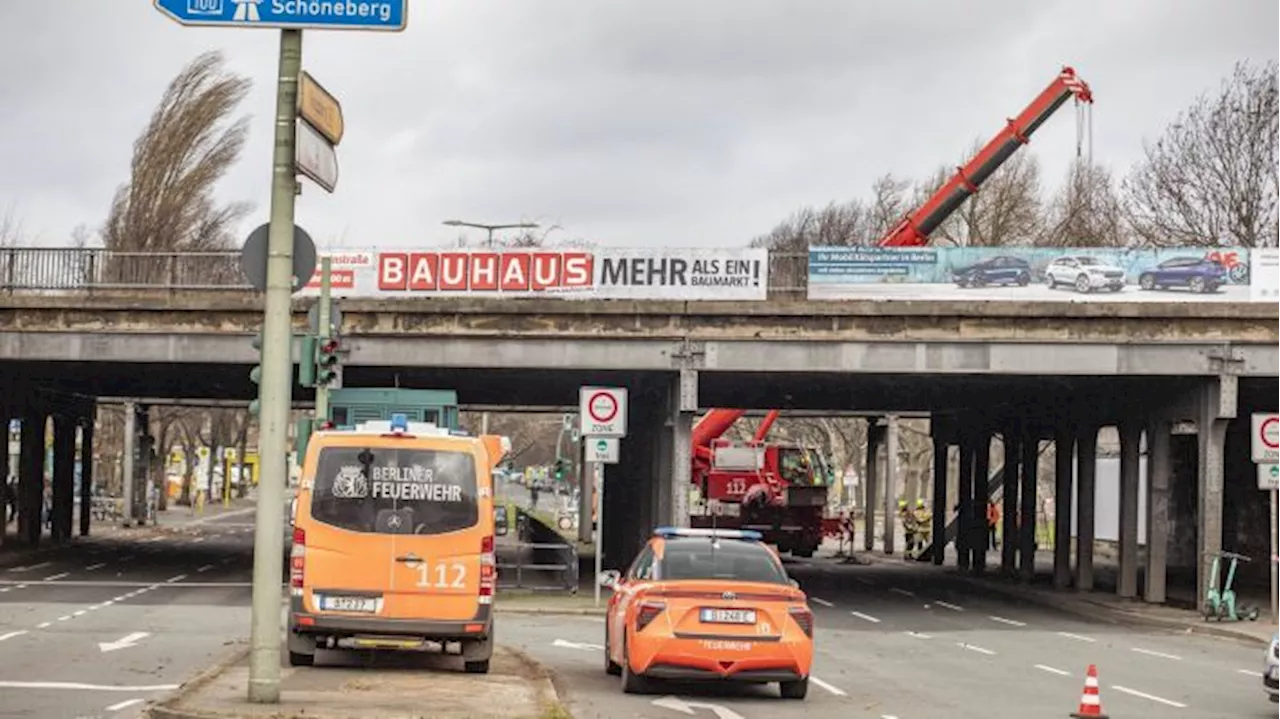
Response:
[1203,550,1261,622]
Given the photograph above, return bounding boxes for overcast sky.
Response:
[1,1,1275,251]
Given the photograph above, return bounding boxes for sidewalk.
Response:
[855,543,1277,647]
[146,643,568,719]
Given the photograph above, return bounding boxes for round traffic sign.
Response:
[587,391,619,424]
[1261,417,1279,449]
[596,439,608,452]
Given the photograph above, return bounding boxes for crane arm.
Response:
[879,66,1093,248]
[692,409,747,452]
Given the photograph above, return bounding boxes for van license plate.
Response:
[700,608,756,624]
[321,596,378,613]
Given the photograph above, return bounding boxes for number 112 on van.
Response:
[414,561,467,589]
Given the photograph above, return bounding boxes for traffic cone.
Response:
[1069,664,1108,718]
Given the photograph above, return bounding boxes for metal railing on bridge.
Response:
[0,247,811,296]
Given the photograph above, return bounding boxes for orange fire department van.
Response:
[287,415,510,673]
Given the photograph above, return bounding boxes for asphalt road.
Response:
[0,510,264,719]
[501,558,1276,719]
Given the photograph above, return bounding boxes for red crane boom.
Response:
[878,66,1093,247]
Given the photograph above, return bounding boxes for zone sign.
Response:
[579,386,627,438]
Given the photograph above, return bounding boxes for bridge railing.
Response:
[0,246,811,297]
[0,248,251,293]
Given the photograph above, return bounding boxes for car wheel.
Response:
[604,624,621,676]
[621,635,649,694]
[1139,274,1156,290]
[1189,277,1207,293]
[780,677,809,699]
[1074,274,1092,293]
[288,651,315,667]
[1046,274,1057,289]
[1016,273,1029,287]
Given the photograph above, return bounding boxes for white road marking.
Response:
[99,632,150,653]
[57,615,72,622]
[197,564,215,573]
[956,642,995,655]
[191,536,205,543]
[889,587,915,597]
[1111,685,1187,708]
[1056,631,1095,643]
[36,622,51,629]
[1237,668,1262,677]
[551,638,604,651]
[43,572,70,581]
[1035,664,1070,676]
[73,610,87,617]
[810,675,848,696]
[0,588,8,593]
[809,597,834,607]
[106,698,146,712]
[850,611,881,623]
[166,574,188,583]
[988,615,1026,627]
[935,600,963,611]
[86,563,107,571]
[8,562,51,572]
[1131,647,1181,661]
[0,680,179,692]
[0,631,28,642]
[651,696,744,719]
[905,631,932,639]
[146,537,163,543]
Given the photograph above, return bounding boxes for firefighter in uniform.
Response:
[898,498,916,557]
[911,499,932,559]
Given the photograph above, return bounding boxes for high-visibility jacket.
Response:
[986,502,1001,526]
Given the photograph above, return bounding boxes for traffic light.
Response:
[553,458,565,482]
[316,337,341,386]
[299,333,318,388]
[248,330,264,415]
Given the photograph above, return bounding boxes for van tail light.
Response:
[789,606,814,637]
[479,535,496,605]
[635,600,665,633]
[289,527,306,595]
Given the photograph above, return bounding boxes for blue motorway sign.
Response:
[154,0,407,31]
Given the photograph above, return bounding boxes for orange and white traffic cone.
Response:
[1070,664,1108,718]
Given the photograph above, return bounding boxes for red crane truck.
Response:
[689,67,1094,554]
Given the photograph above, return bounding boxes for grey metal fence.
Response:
[0,247,810,296]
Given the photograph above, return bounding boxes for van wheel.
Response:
[464,659,490,674]
[288,651,315,667]
[287,632,316,667]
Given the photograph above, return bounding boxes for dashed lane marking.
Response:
[0,631,28,642]
[197,564,215,573]
[166,574,188,583]
[810,675,848,696]
[1237,669,1262,677]
[43,572,70,582]
[935,600,963,611]
[850,611,881,623]
[36,622,51,629]
[1131,647,1181,661]
[888,587,915,598]
[956,642,995,656]
[86,563,107,571]
[988,615,1026,627]
[1111,685,1187,708]
[1035,664,1070,676]
[0,681,180,692]
[809,597,834,607]
[1056,631,1095,643]
[8,562,51,573]
[905,631,932,639]
[106,698,146,712]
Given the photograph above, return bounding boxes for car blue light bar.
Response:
[652,527,762,541]
[389,413,409,433]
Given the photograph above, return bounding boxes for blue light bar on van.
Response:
[652,527,762,541]
[389,413,409,434]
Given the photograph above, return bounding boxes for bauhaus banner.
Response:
[297,247,768,301]
[807,246,1270,302]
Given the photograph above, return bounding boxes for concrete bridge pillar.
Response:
[79,414,95,537]
[1018,427,1039,583]
[51,414,76,544]
[1074,425,1099,592]
[956,435,974,571]
[883,416,900,556]
[970,430,991,575]
[670,370,696,531]
[862,419,883,553]
[121,401,136,528]
[1117,420,1143,599]
[17,410,46,547]
[1196,376,1236,616]
[0,405,10,548]
[1001,424,1021,577]
[1053,425,1076,590]
[931,435,948,565]
[1144,417,1173,604]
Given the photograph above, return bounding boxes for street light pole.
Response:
[442,219,539,247]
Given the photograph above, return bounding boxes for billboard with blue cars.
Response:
[807,246,1268,302]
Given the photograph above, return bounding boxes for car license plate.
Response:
[320,595,378,613]
[700,608,756,624]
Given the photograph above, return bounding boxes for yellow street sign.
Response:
[298,71,344,146]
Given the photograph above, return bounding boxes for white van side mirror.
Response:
[494,505,509,536]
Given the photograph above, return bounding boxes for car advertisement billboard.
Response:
[296,247,768,301]
[807,246,1261,302]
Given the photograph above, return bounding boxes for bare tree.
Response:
[1039,160,1126,247]
[0,205,25,248]
[1123,60,1279,248]
[930,142,1044,247]
[101,51,254,284]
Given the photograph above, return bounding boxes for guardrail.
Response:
[0,247,811,296]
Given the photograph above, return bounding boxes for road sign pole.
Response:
[593,461,604,608]
[314,256,333,427]
[248,28,302,706]
[1271,488,1278,625]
